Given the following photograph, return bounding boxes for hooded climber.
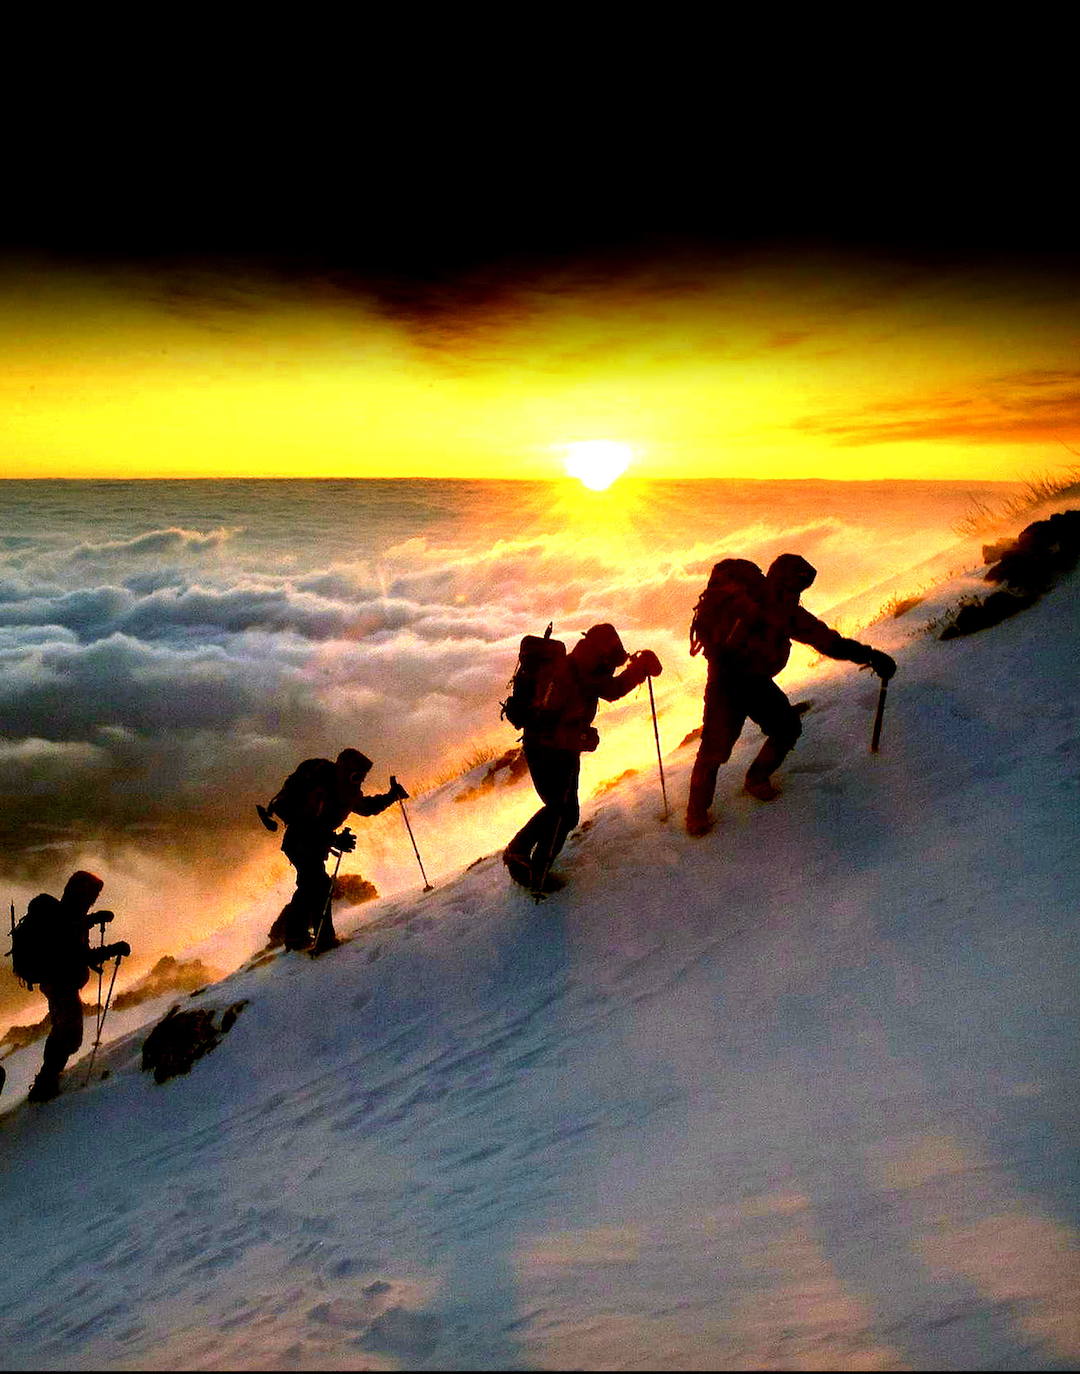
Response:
[22,870,130,1103]
[503,623,662,892]
[685,553,896,836]
[262,748,407,952]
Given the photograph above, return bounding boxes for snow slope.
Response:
[1,554,1078,1371]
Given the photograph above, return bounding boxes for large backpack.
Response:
[500,624,568,731]
[9,894,62,991]
[267,757,336,827]
[689,558,765,658]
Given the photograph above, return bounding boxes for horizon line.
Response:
[0,474,1024,485]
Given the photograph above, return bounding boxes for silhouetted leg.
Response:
[266,906,291,947]
[296,856,333,948]
[686,665,747,833]
[530,754,580,885]
[744,680,803,800]
[30,984,84,1100]
[507,806,546,865]
[508,744,561,859]
[507,743,580,883]
[279,842,333,949]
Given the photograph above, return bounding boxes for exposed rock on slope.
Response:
[941,509,1080,638]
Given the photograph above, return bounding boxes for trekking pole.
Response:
[398,798,433,892]
[870,677,889,753]
[93,918,107,1043]
[647,676,670,820]
[311,844,345,953]
[83,952,122,1087]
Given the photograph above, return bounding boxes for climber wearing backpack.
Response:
[260,748,408,952]
[685,553,896,835]
[502,623,662,893]
[11,870,130,1103]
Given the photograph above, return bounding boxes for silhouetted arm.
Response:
[790,607,865,660]
[352,790,400,817]
[791,607,894,675]
[595,651,660,701]
[89,939,129,970]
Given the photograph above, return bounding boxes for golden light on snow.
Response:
[561,440,634,491]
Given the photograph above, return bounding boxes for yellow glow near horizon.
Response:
[561,440,634,490]
[1,253,1078,481]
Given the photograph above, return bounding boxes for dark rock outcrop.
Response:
[942,509,1080,639]
[333,873,379,905]
[141,1000,249,1084]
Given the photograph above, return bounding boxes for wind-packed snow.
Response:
[1,548,1078,1371]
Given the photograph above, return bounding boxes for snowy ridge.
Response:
[1,557,1078,1371]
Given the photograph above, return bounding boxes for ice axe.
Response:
[860,664,890,753]
[870,676,889,753]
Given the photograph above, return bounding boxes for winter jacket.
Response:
[28,894,118,991]
[525,653,650,753]
[718,599,874,679]
[710,554,876,679]
[282,768,398,857]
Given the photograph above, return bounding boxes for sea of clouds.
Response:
[0,477,1012,1017]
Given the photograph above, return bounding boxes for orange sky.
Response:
[3,248,1079,482]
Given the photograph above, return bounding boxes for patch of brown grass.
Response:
[953,459,1080,537]
[409,741,506,797]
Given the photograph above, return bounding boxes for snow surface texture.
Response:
[1,555,1078,1371]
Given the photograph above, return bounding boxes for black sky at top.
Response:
[5,20,1076,285]
[5,92,1077,297]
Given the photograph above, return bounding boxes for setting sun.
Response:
[561,440,634,490]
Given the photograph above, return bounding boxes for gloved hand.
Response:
[867,649,897,680]
[92,910,115,925]
[389,776,410,802]
[580,725,600,752]
[112,941,131,959]
[632,649,663,678]
[333,828,357,854]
